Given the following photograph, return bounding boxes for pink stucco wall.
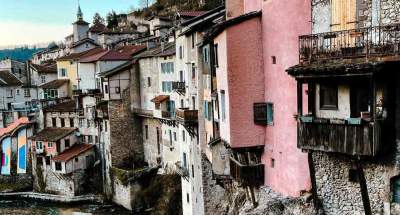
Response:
[257,0,311,197]
[223,17,265,148]
[243,0,262,13]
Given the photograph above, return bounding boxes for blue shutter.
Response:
[267,103,274,125]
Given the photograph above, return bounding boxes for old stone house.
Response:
[287,0,400,214]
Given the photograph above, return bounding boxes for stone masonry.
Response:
[109,89,144,168]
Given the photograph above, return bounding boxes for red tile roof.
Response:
[80,45,146,63]
[52,144,94,162]
[57,48,103,61]
[151,95,169,104]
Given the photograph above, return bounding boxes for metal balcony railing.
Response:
[299,23,400,64]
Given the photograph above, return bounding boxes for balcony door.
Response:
[331,0,357,31]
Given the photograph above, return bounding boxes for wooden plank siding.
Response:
[298,120,382,156]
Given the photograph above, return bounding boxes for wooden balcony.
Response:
[299,23,400,64]
[172,81,185,93]
[176,108,198,124]
[230,156,264,187]
[298,118,383,156]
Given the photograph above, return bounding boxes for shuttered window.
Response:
[254,103,274,125]
[331,0,357,31]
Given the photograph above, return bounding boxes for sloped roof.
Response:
[135,42,175,59]
[39,79,69,89]
[73,19,89,25]
[57,48,103,61]
[43,100,76,112]
[116,45,147,56]
[70,38,99,48]
[30,127,77,142]
[0,117,30,138]
[178,11,207,18]
[52,144,94,162]
[80,50,131,63]
[30,63,57,74]
[88,23,108,33]
[151,95,169,104]
[99,61,133,77]
[0,70,23,86]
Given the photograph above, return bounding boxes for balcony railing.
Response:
[230,157,264,187]
[172,81,185,92]
[176,108,198,123]
[298,118,383,156]
[299,23,400,64]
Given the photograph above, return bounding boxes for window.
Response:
[254,103,269,125]
[161,62,174,73]
[191,63,196,79]
[16,89,20,96]
[88,135,93,143]
[55,162,62,171]
[179,46,183,59]
[41,75,46,83]
[191,33,195,48]
[192,96,196,110]
[104,121,108,132]
[45,156,50,165]
[272,56,277,64]
[147,77,151,87]
[36,141,43,149]
[75,157,79,162]
[320,84,338,110]
[187,193,190,203]
[192,164,194,177]
[64,139,70,148]
[271,158,275,168]
[70,118,74,127]
[95,136,98,143]
[24,89,30,97]
[115,87,120,94]
[104,85,109,94]
[52,118,57,127]
[145,125,149,139]
[183,152,187,168]
[169,130,173,145]
[48,142,53,148]
[6,89,12,98]
[182,130,186,142]
[173,132,177,141]
[214,44,219,68]
[221,90,226,121]
[203,47,209,63]
[59,68,67,77]
[181,99,184,108]
[61,118,65,127]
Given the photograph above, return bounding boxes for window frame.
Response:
[320,84,339,110]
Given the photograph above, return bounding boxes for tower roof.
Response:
[77,5,83,20]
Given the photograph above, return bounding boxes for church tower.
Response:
[73,4,89,42]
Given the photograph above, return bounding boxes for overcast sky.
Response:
[0,0,140,48]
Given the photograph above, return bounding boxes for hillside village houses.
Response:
[3,0,400,214]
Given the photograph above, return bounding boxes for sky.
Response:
[0,0,141,48]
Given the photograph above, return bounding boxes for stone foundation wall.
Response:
[109,89,143,168]
[142,117,162,167]
[312,151,400,214]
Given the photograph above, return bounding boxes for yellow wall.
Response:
[56,60,78,96]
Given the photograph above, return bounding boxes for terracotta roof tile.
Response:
[57,48,103,61]
[52,144,94,162]
[179,11,207,17]
[30,127,77,142]
[151,95,169,104]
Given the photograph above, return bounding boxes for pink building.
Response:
[242,0,312,196]
[203,0,312,198]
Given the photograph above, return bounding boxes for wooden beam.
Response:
[356,160,372,215]
[308,152,322,210]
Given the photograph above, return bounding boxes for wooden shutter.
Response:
[331,0,357,31]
